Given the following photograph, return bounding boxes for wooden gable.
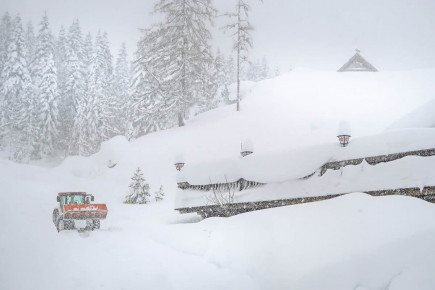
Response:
[338,50,378,72]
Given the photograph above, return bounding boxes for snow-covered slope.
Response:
[1,69,435,289]
[388,98,435,130]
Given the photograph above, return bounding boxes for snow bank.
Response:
[206,193,435,289]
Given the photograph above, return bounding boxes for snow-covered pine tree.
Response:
[113,43,131,135]
[24,22,36,76]
[33,13,59,157]
[0,15,35,160]
[129,28,175,139]
[0,12,12,79]
[224,56,236,85]
[245,57,269,81]
[23,21,41,159]
[274,66,280,77]
[134,0,217,128]
[64,20,85,155]
[214,50,226,90]
[0,12,13,145]
[55,26,70,152]
[125,167,150,204]
[195,48,223,115]
[222,0,262,111]
[69,32,92,156]
[260,56,269,80]
[246,59,261,81]
[154,185,165,202]
[80,35,102,156]
[94,31,116,142]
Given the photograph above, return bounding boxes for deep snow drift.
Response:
[1,69,435,290]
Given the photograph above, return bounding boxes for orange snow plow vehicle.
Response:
[52,192,108,232]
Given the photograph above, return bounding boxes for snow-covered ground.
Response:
[1,69,435,289]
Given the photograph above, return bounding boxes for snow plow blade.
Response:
[63,204,108,220]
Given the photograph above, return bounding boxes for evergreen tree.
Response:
[0,15,33,156]
[129,30,175,139]
[274,66,280,77]
[154,185,165,202]
[125,167,150,204]
[70,32,93,156]
[245,57,269,81]
[113,43,131,135]
[0,12,13,145]
[33,13,59,157]
[0,12,12,79]
[55,26,70,151]
[196,49,223,114]
[260,56,269,80]
[80,36,102,156]
[133,0,217,129]
[246,59,261,81]
[222,0,262,111]
[92,31,115,142]
[64,20,85,155]
[24,22,36,76]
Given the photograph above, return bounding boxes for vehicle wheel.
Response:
[52,209,59,225]
[56,217,65,232]
[86,220,93,231]
[64,220,75,230]
[92,219,100,230]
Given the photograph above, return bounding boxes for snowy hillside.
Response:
[1,69,435,289]
[388,98,435,130]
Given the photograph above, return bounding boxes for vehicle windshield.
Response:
[62,195,85,205]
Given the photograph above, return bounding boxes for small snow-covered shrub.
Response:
[124,167,150,204]
[154,185,165,202]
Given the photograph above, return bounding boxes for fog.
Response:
[1,0,434,71]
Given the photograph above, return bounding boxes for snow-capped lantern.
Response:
[337,121,351,147]
[241,139,254,157]
[174,154,185,171]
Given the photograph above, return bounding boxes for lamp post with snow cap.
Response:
[174,154,185,171]
[241,139,254,157]
[337,121,351,147]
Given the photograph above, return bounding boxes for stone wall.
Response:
[176,147,435,218]
[178,178,265,191]
[318,148,435,176]
[176,186,435,218]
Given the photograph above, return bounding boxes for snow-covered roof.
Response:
[58,192,87,196]
[177,129,435,187]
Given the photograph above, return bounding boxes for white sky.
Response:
[1,0,435,71]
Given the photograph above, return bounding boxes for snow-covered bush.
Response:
[124,167,150,204]
[154,185,165,202]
